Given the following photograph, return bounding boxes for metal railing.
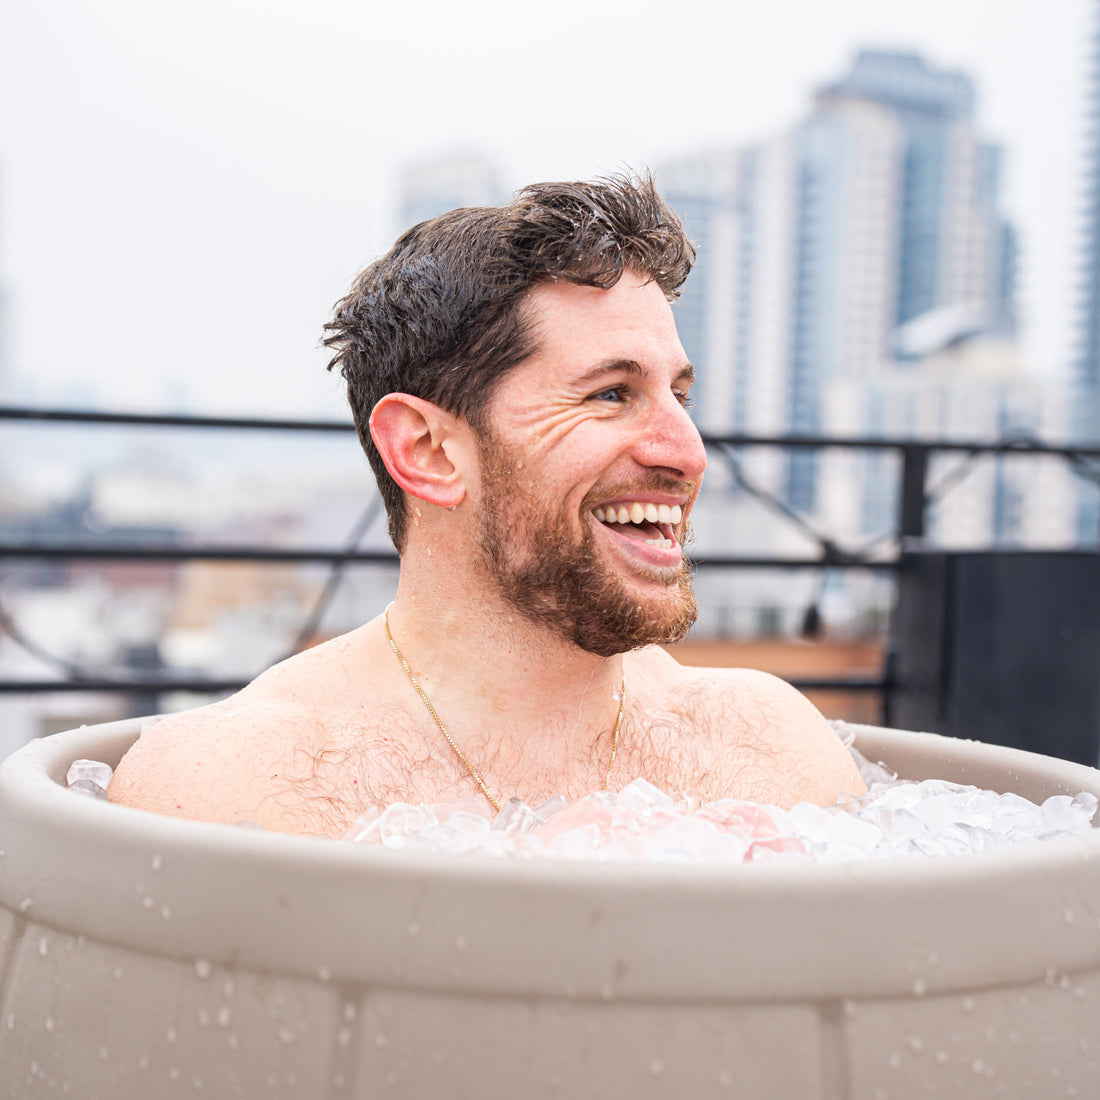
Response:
[2,405,1099,717]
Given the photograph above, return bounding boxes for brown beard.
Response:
[475,434,698,657]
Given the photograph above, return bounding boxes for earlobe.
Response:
[369,394,467,510]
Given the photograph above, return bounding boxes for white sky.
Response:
[0,0,1092,419]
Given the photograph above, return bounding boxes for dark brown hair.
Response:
[324,172,694,550]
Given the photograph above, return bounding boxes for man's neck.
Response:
[382,568,625,767]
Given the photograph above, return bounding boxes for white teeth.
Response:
[645,538,674,549]
[596,501,684,527]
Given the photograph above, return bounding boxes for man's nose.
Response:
[634,397,708,481]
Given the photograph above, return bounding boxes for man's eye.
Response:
[674,390,694,409]
[591,386,627,403]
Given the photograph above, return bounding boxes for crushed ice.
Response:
[66,721,1098,863]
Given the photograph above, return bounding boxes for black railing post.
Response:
[898,444,929,540]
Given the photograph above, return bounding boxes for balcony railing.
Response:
[2,405,1099,723]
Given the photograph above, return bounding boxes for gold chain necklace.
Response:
[383,603,624,814]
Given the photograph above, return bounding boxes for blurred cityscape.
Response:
[1,48,1099,757]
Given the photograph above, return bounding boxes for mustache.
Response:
[582,475,699,510]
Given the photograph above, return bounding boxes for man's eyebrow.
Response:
[575,359,696,385]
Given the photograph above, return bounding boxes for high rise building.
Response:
[1075,3,1100,447]
[661,50,1019,516]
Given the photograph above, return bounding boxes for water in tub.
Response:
[66,722,1097,862]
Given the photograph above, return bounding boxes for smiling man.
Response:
[108,175,865,835]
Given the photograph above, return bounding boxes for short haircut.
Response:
[324,172,695,550]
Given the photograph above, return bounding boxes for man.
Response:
[109,174,865,835]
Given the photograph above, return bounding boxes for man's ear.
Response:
[369,394,469,510]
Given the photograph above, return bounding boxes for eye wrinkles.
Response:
[582,359,696,409]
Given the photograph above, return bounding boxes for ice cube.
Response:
[69,778,108,800]
[341,806,382,844]
[378,803,438,849]
[66,759,113,790]
[491,797,540,835]
[533,794,569,823]
[616,777,675,814]
[1039,793,1098,838]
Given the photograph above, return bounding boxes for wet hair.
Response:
[323,172,695,550]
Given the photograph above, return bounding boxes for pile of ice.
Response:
[67,726,1097,864]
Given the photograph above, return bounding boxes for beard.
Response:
[475,434,698,657]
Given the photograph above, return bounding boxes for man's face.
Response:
[473,272,708,657]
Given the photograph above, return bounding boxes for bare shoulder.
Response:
[644,652,867,807]
[107,690,319,830]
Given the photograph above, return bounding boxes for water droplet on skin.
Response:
[138,1055,150,1071]
[1065,908,1076,924]
[141,896,155,910]
[718,1068,733,1088]
[194,959,212,980]
[277,1026,297,1045]
[151,854,162,871]
[962,996,976,1012]
[374,1032,388,1048]
[166,1027,177,1044]
[19,898,31,913]
[934,1050,949,1065]
[216,1006,232,1028]
[426,548,432,557]
[454,935,468,951]
[160,906,171,920]
[169,1066,180,1081]
[649,1059,665,1077]
[406,923,420,939]
[317,965,332,983]
[337,1027,351,1047]
[44,1017,54,1032]
[912,979,927,997]
[198,1010,210,1028]
[227,1034,239,1050]
[343,1003,357,1023]
[38,938,48,957]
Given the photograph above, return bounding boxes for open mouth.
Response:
[593,501,683,550]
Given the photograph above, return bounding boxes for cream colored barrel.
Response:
[1,719,1099,1099]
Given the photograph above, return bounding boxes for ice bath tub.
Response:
[1,721,1099,1099]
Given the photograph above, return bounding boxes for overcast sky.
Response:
[0,0,1091,420]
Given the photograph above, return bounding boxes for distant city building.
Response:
[1075,3,1100,445]
[661,49,1022,517]
[658,49,1078,634]
[1073,1,1100,539]
[398,153,506,230]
